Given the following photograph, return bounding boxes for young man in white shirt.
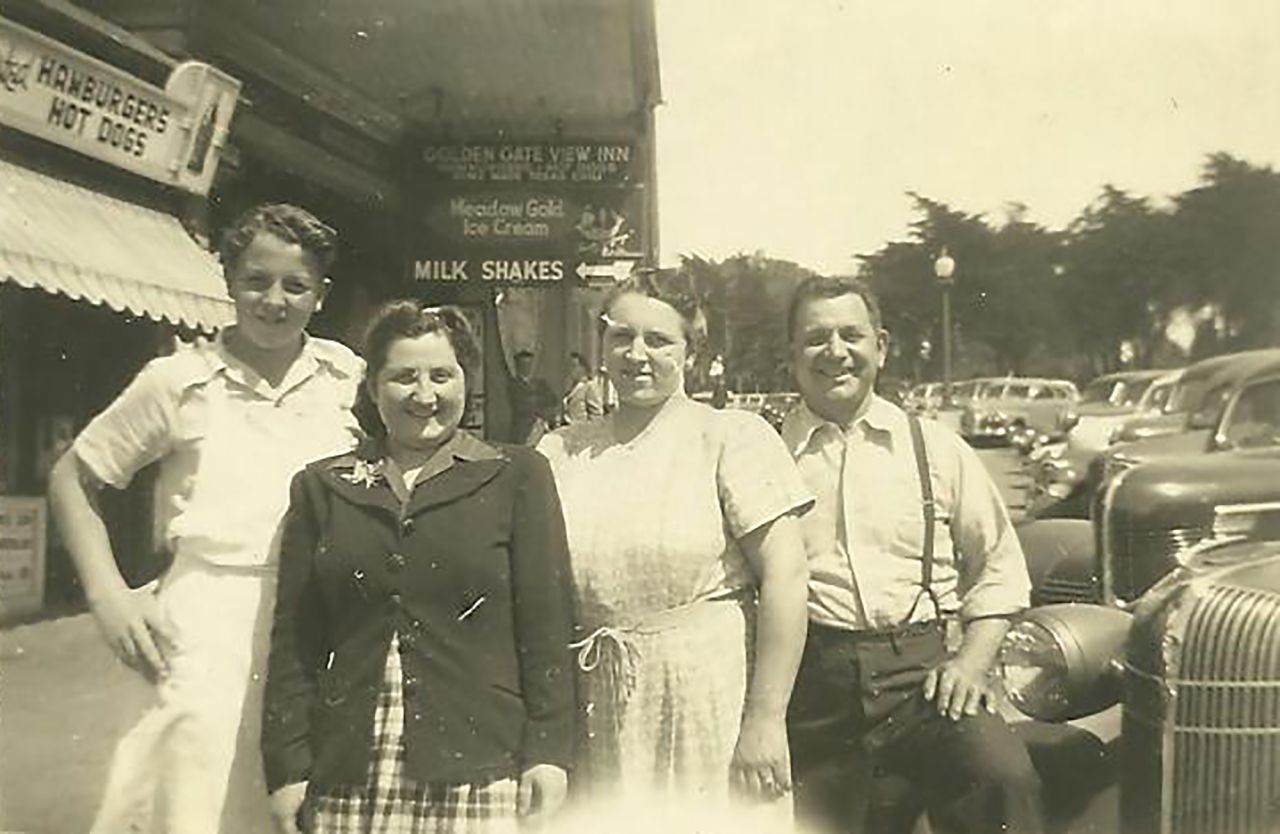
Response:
[49,204,363,834]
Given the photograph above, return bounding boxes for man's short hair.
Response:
[786,275,883,342]
[218,203,338,273]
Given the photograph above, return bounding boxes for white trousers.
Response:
[90,556,277,834]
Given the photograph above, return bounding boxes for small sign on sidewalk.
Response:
[0,496,47,622]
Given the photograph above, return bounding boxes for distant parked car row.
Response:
[1028,348,1280,520]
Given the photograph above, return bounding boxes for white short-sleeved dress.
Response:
[537,394,812,810]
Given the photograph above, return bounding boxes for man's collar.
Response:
[781,393,903,455]
[213,329,354,392]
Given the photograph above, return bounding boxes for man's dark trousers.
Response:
[788,621,1045,834]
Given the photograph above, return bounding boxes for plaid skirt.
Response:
[309,634,520,834]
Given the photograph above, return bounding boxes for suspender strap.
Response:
[906,414,937,603]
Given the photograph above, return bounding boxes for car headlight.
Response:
[997,604,1131,721]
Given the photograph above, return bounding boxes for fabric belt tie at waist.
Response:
[569,593,749,703]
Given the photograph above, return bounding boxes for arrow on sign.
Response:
[575,260,637,283]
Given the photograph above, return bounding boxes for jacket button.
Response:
[400,518,415,536]
[403,677,419,698]
[386,553,407,572]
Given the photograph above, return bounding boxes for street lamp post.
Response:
[934,249,957,397]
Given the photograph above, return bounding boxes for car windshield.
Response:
[1165,376,1211,414]
[1080,379,1119,404]
[1113,378,1153,407]
[1144,380,1175,411]
[1221,378,1280,448]
[1187,383,1233,429]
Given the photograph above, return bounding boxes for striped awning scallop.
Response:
[0,158,234,331]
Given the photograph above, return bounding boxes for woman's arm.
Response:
[733,512,810,798]
[48,451,176,680]
[508,451,576,818]
[262,471,329,796]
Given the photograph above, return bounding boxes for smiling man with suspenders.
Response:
[780,275,1043,834]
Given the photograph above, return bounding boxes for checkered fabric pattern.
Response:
[309,634,520,834]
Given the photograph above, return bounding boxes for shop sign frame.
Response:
[0,16,240,195]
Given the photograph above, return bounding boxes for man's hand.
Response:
[517,763,568,823]
[269,782,309,834]
[90,585,178,682]
[730,713,792,801]
[923,656,997,721]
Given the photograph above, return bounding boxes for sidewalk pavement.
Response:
[1,613,152,834]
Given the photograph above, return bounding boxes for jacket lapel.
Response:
[403,456,508,517]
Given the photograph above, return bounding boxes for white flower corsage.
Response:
[341,459,385,488]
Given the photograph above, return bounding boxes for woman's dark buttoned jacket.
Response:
[261,435,576,792]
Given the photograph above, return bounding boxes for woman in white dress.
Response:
[537,272,813,825]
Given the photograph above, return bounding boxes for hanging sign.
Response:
[410,143,646,287]
[0,16,240,195]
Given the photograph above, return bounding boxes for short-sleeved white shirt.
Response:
[74,332,364,567]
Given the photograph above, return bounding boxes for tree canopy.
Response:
[676,152,1280,390]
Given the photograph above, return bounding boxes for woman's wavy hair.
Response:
[600,269,708,354]
[353,301,481,438]
[217,203,338,274]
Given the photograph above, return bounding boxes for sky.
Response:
[652,0,1280,274]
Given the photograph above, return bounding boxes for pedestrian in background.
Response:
[506,349,558,444]
[562,351,604,424]
[781,275,1041,834]
[47,204,363,834]
[261,302,575,834]
[537,272,812,825]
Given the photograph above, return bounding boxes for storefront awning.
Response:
[0,158,235,331]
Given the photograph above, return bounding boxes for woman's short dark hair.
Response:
[217,203,338,274]
[786,275,883,342]
[601,269,707,352]
[353,301,481,438]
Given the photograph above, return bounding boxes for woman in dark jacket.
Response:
[262,302,576,834]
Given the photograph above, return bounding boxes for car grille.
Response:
[1122,584,1280,834]
[1110,525,1211,601]
[1033,575,1100,605]
[1173,586,1280,833]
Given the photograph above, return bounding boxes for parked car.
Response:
[1026,370,1179,515]
[1058,369,1176,447]
[1109,348,1280,444]
[1027,349,1280,521]
[1018,356,1280,607]
[961,377,1078,445]
[903,381,945,415]
[998,538,1280,833]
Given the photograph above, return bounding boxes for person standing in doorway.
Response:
[48,203,363,834]
[781,275,1042,834]
[507,349,558,444]
[562,351,604,424]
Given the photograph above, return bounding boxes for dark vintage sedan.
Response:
[1020,360,1280,607]
[999,539,1280,834]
